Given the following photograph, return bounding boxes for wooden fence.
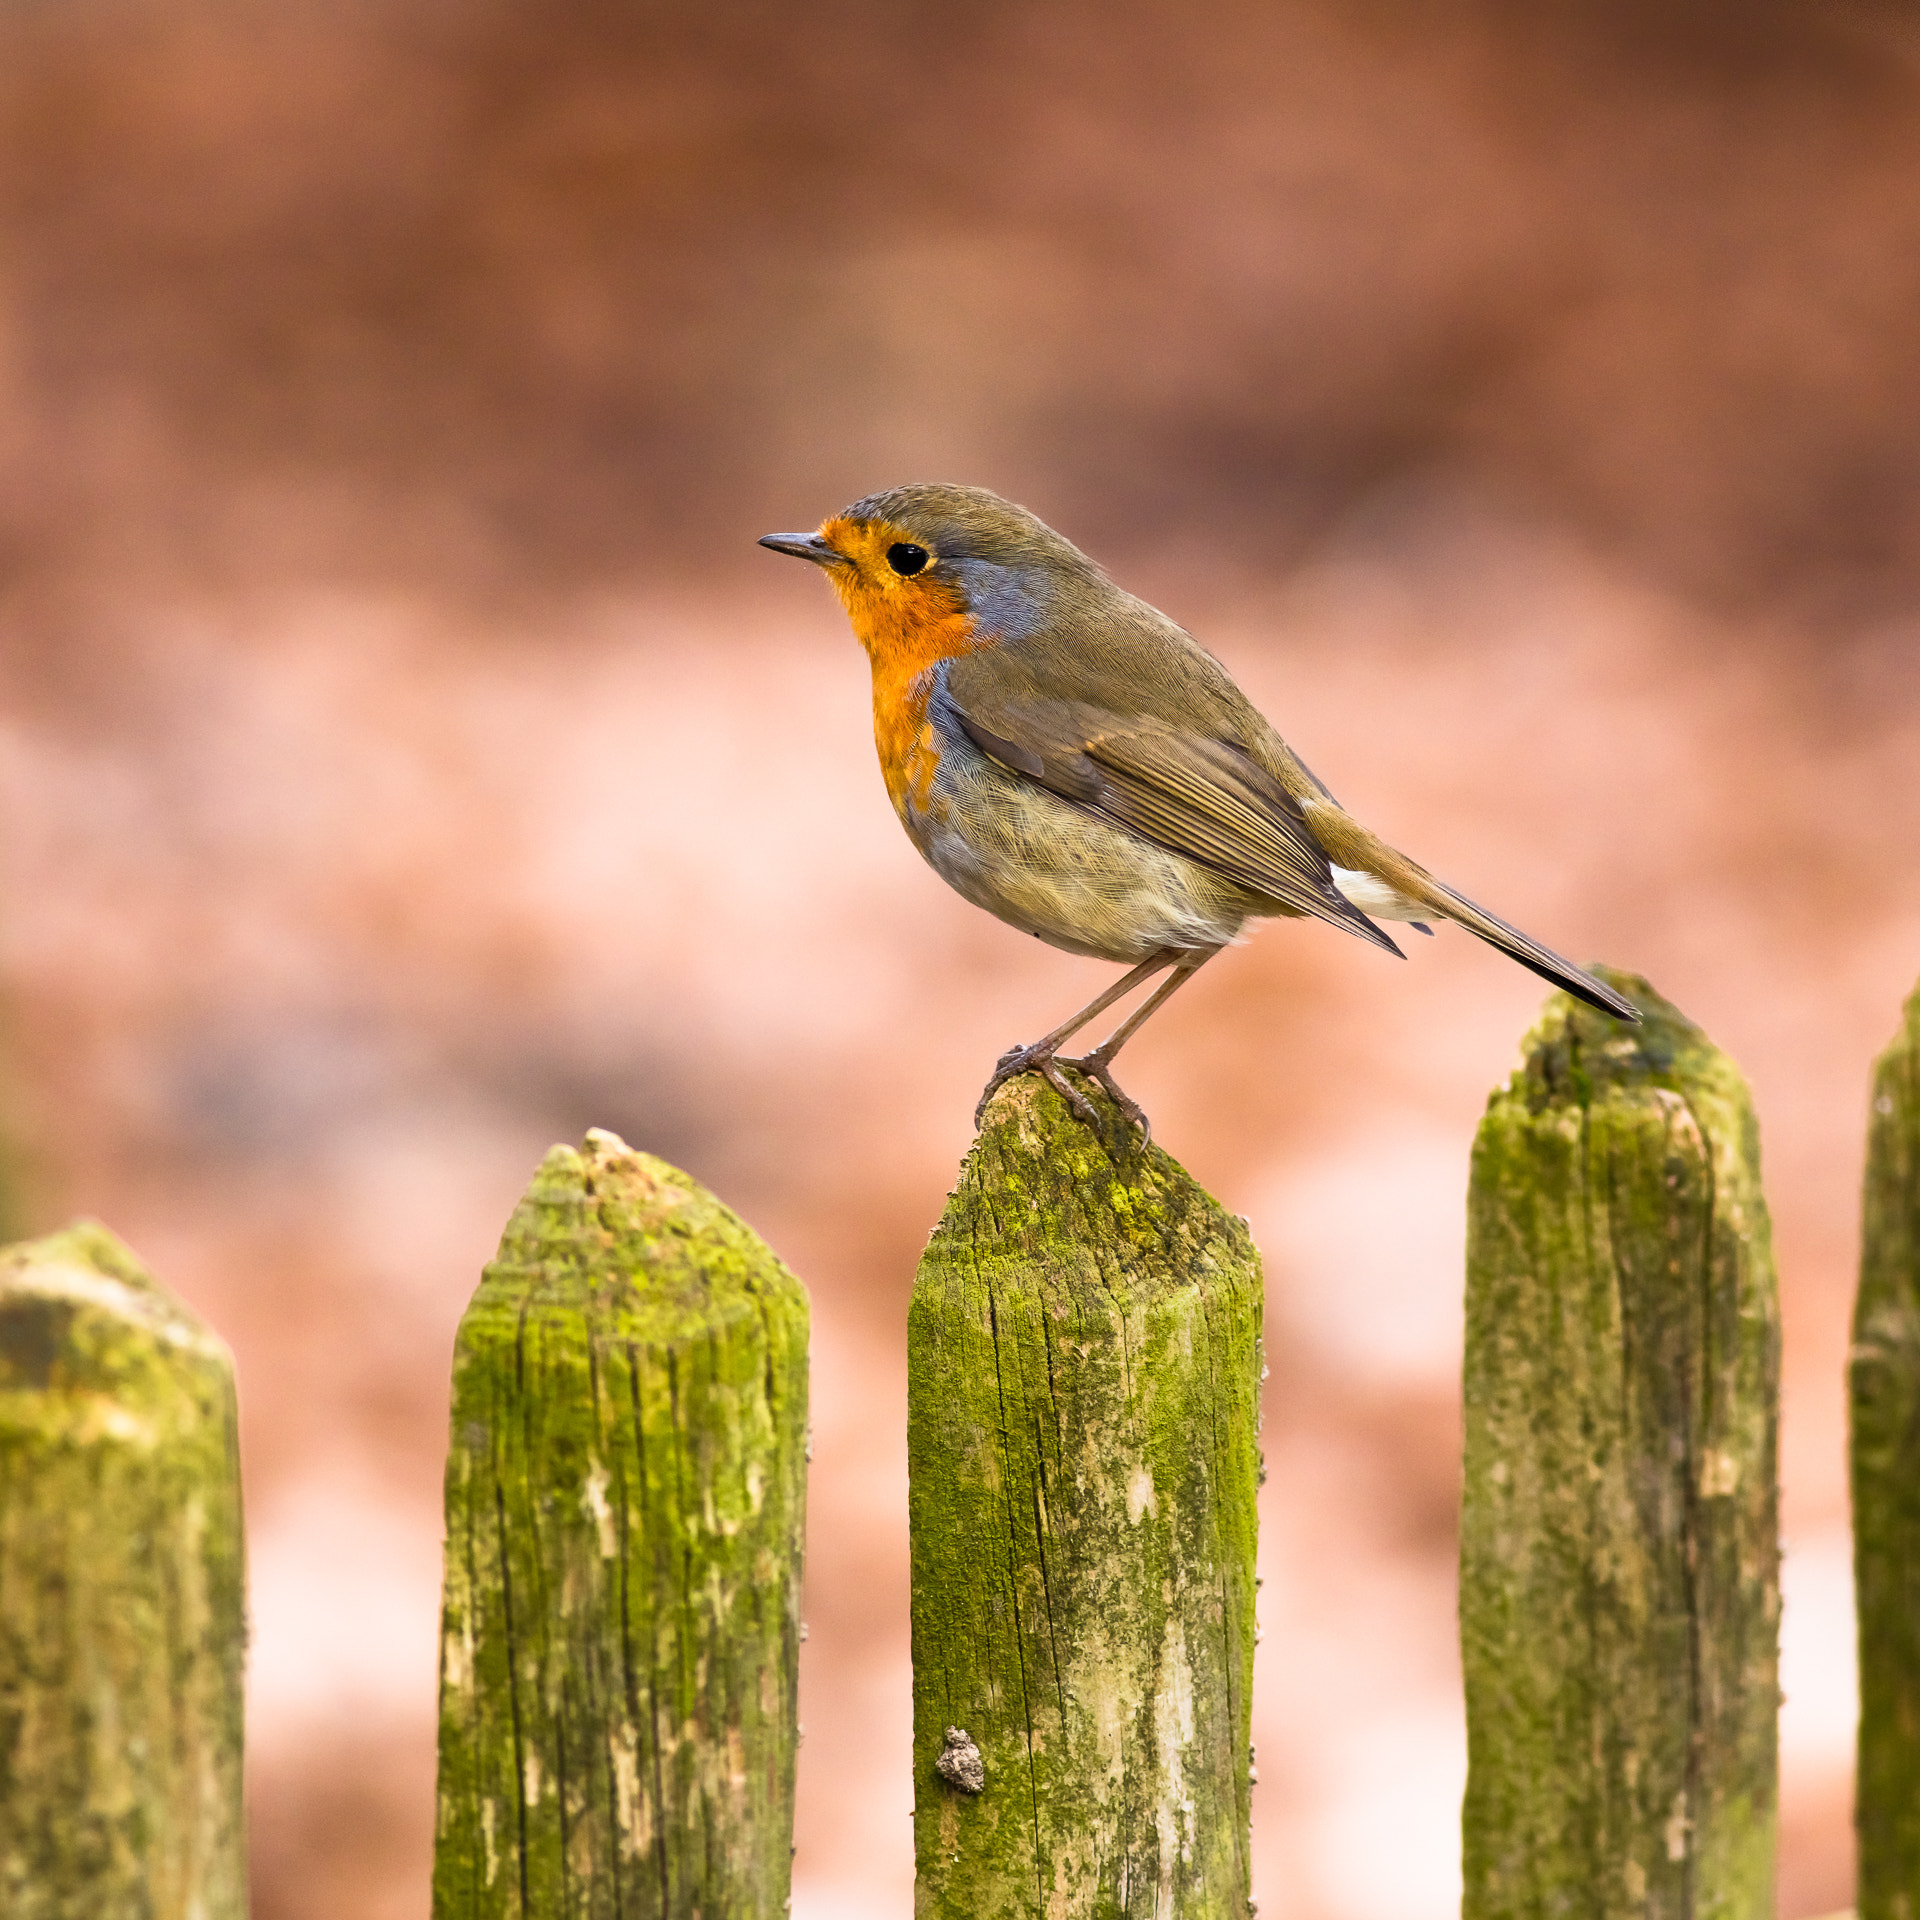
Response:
[1,967,1915,1916]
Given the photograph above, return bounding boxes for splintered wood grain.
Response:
[432,1129,809,1920]
[0,1221,246,1920]
[1853,977,1920,1920]
[1461,971,1779,1920]
[908,1077,1262,1918]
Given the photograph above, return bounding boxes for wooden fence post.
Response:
[1460,970,1780,1920]
[908,1076,1263,1918]
[432,1128,810,1920]
[1852,975,1920,1920]
[0,1221,247,1920]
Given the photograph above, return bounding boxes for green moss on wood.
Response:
[0,1220,247,1920]
[1853,976,1920,1920]
[432,1129,810,1920]
[909,1075,1262,1918]
[1461,969,1780,1920]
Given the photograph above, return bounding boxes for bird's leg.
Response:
[1063,951,1215,1144]
[975,951,1180,1128]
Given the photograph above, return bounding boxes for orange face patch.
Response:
[814,515,989,824]
[815,516,977,674]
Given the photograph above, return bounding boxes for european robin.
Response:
[761,483,1637,1136]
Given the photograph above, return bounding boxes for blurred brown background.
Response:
[3,1,1917,1913]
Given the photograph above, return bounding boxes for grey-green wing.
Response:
[943,656,1399,955]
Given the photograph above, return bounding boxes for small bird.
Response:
[761,484,1637,1136]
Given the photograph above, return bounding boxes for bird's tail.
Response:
[1300,794,1639,1021]
[1424,879,1640,1022]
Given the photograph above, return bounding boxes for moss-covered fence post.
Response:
[1852,974,1920,1920]
[0,1221,247,1920]
[1461,970,1780,1920]
[432,1128,810,1920]
[908,1076,1263,1918]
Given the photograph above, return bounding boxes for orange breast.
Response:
[833,564,987,826]
[872,666,942,821]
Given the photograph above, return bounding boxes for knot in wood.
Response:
[935,1726,985,1795]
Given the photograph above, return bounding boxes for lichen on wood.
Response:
[908,1076,1262,1918]
[1461,970,1779,1920]
[1853,976,1920,1920]
[0,1220,247,1920]
[432,1129,810,1920]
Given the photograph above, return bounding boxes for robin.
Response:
[761,483,1637,1136]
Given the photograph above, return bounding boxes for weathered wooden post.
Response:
[1460,971,1780,1920]
[909,1076,1263,1917]
[0,1221,247,1920]
[432,1128,810,1920]
[1852,975,1920,1920]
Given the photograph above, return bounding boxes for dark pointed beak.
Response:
[758,532,849,569]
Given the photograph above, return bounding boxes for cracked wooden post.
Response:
[1460,970,1780,1920]
[908,1075,1263,1918]
[1852,975,1920,1920]
[0,1221,247,1920]
[432,1128,810,1920]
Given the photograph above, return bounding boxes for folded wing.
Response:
[943,661,1402,957]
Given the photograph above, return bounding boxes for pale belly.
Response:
[891,712,1266,963]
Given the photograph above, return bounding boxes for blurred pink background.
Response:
[4,2,1919,1914]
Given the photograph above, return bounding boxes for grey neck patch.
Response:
[952,557,1049,643]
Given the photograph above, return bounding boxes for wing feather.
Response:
[944,666,1400,955]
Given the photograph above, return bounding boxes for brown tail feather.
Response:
[1427,881,1640,1021]
[1289,793,1636,1017]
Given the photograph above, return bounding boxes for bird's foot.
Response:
[1061,1047,1151,1147]
[975,1041,1101,1130]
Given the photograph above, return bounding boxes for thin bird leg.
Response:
[1062,951,1216,1144]
[974,950,1181,1128]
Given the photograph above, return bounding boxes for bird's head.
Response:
[759,483,1102,665]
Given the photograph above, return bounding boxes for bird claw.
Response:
[975,1044,1101,1130]
[1061,1051,1152,1148]
[975,1042,1151,1148]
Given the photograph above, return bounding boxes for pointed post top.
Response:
[1500,967,1765,1182]
[957,1073,1258,1299]
[0,1219,231,1367]
[475,1126,807,1342]
[1503,966,1713,1100]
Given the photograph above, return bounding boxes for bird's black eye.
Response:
[887,542,930,577]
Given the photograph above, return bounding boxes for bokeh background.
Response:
[4,0,1918,1913]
